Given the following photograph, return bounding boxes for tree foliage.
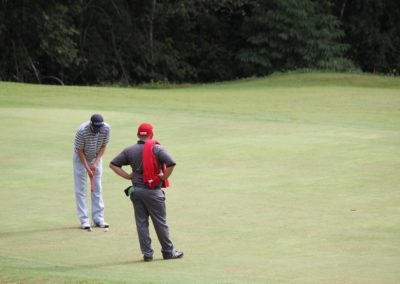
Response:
[0,0,398,85]
[335,0,400,74]
[238,0,352,76]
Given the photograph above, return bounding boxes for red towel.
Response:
[142,140,169,189]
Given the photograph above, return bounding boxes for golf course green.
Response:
[0,72,399,283]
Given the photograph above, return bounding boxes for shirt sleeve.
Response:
[154,145,176,167]
[75,130,84,149]
[110,149,129,167]
[103,127,110,146]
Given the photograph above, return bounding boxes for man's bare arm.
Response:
[109,163,133,180]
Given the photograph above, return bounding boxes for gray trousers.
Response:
[73,152,105,225]
[130,187,174,257]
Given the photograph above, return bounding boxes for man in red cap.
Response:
[109,122,183,262]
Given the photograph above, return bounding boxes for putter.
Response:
[90,175,94,192]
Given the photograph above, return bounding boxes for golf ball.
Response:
[104,228,109,232]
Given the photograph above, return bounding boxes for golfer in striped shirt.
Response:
[73,114,110,230]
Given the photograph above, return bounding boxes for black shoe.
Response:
[81,224,91,230]
[143,255,153,262]
[162,250,184,260]
[95,222,109,228]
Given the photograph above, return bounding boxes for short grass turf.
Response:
[0,72,400,284]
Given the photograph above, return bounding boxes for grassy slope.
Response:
[0,72,399,283]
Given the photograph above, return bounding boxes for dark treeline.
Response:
[0,0,399,85]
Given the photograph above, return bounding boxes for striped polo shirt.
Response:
[74,121,110,162]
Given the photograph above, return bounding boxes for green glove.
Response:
[123,186,135,197]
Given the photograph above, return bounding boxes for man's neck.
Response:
[138,137,152,144]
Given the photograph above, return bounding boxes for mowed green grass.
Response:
[0,72,399,283]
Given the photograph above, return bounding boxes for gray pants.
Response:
[73,152,105,226]
[130,187,174,257]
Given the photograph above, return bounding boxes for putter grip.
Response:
[90,176,94,192]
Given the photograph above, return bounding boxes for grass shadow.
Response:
[0,226,82,238]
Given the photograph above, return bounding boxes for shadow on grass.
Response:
[1,226,173,268]
[76,258,165,269]
[0,226,83,238]
[31,258,166,273]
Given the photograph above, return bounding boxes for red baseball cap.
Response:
[137,123,153,136]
